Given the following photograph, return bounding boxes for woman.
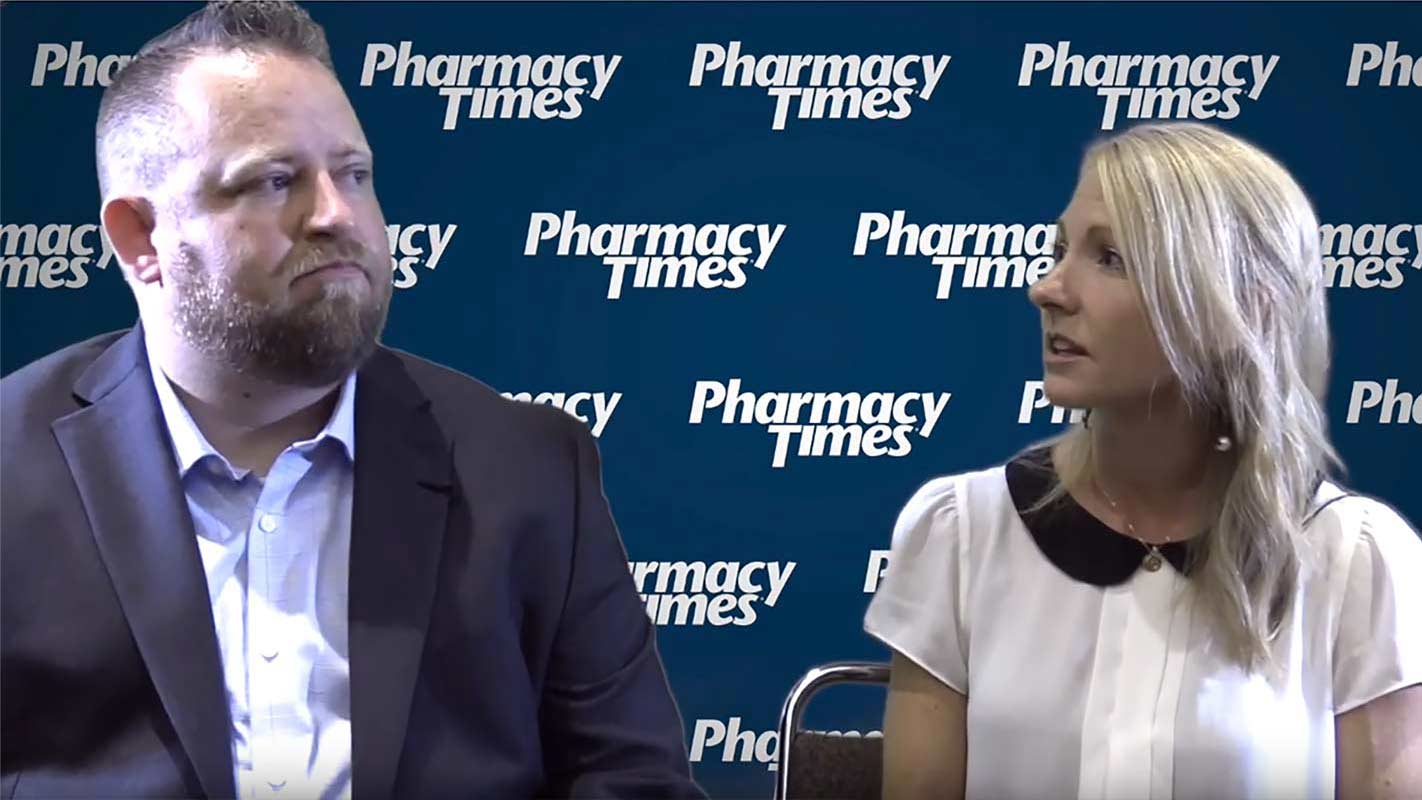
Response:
[863,122,1421,799]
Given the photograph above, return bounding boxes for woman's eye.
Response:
[1100,248,1125,270]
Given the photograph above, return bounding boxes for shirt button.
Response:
[258,513,279,533]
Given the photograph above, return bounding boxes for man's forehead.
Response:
[172,50,270,117]
[171,51,356,132]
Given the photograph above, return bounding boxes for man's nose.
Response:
[304,171,356,237]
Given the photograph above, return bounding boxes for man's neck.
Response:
[151,335,345,477]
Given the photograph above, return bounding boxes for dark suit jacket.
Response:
[1,326,704,800]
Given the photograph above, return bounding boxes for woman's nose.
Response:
[1029,259,1073,313]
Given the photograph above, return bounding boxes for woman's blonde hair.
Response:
[1036,122,1340,672]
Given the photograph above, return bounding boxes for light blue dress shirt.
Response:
[146,341,355,800]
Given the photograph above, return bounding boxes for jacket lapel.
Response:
[50,327,236,799]
[348,348,454,800]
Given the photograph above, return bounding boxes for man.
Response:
[0,2,703,798]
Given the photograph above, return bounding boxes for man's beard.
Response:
[167,241,391,387]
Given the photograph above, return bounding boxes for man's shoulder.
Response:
[377,345,588,447]
[1,329,130,425]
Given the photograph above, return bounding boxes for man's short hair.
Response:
[95,0,334,199]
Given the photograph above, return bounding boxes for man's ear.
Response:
[101,196,161,285]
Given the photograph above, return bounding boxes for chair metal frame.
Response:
[774,661,891,800]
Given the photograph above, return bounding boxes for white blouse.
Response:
[864,450,1422,800]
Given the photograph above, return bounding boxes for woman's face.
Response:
[1028,167,1177,412]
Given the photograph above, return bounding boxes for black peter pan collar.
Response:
[1005,447,1194,586]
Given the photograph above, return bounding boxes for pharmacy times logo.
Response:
[360,43,620,129]
[500,391,620,438]
[689,42,950,130]
[628,561,795,626]
[1321,224,1421,289]
[0,223,115,289]
[689,718,881,771]
[1017,41,1280,130]
[387,223,457,289]
[689,379,951,468]
[30,42,132,87]
[1346,380,1420,425]
[524,212,786,300]
[1346,42,1420,87]
[853,213,1056,300]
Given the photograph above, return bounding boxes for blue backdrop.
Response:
[3,3,1420,796]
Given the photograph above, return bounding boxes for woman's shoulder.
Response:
[891,450,1041,547]
[897,464,1003,511]
[1311,485,1422,713]
[1309,484,1421,566]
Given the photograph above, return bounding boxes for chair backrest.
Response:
[783,730,884,800]
[775,661,891,800]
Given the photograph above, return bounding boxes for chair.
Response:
[774,661,891,800]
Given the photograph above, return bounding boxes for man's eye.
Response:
[1052,241,1067,261]
[252,174,292,193]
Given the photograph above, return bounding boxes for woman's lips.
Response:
[1045,333,1089,362]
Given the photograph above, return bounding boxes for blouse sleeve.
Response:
[863,475,969,694]
[1333,497,1422,715]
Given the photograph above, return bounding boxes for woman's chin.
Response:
[1041,374,1094,412]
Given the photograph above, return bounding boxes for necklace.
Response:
[1094,476,1172,573]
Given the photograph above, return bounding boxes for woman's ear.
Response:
[101,196,161,285]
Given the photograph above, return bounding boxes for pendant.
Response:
[1143,551,1164,572]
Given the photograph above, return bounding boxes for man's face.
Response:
[153,50,393,387]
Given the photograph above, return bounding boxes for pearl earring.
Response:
[1214,435,1233,452]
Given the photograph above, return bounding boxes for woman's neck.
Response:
[1080,392,1235,542]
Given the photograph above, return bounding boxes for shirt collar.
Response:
[1006,446,1194,586]
[1005,447,1336,587]
[144,335,357,479]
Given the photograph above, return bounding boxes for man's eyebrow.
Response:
[331,145,372,162]
[214,150,298,185]
[209,146,372,186]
